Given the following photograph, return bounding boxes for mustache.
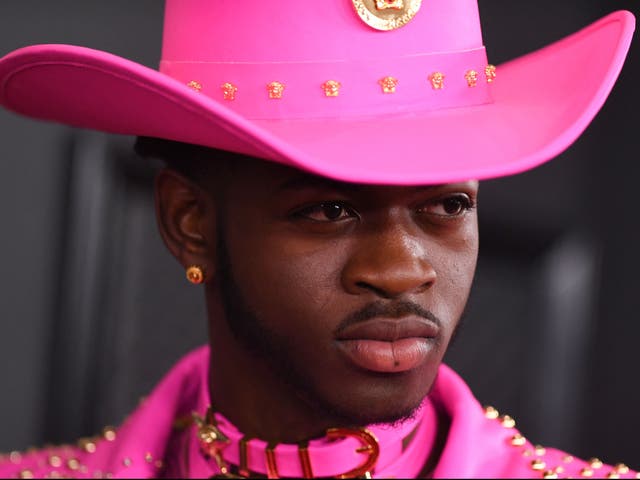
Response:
[333,300,442,336]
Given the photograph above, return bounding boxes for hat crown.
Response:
[161,0,484,63]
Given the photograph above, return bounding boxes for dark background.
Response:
[0,0,638,468]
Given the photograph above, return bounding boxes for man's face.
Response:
[209,158,479,425]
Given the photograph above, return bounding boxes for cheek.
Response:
[226,232,348,333]
[431,223,479,321]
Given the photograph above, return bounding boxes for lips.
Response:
[335,317,439,373]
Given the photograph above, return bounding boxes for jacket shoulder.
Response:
[0,426,162,479]
[481,406,638,479]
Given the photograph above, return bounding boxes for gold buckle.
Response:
[326,428,380,479]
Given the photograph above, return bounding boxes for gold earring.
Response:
[186,265,205,284]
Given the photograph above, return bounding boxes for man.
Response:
[0,0,636,478]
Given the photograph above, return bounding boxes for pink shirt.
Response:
[0,346,636,478]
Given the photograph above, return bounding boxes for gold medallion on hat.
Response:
[352,0,422,31]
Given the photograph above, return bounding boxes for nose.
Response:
[342,222,437,298]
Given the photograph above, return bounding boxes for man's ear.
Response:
[154,168,216,280]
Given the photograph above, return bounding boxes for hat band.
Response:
[160,47,493,120]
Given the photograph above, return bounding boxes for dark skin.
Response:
[154,155,479,446]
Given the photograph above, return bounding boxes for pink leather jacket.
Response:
[0,346,636,478]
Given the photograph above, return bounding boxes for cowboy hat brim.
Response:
[0,11,634,185]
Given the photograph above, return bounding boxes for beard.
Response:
[214,228,435,428]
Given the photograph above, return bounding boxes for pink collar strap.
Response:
[193,399,438,478]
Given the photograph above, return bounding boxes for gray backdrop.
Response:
[0,0,639,469]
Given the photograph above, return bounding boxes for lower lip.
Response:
[337,338,432,373]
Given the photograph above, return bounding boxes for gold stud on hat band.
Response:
[186,80,202,92]
[221,82,238,101]
[267,81,286,99]
[485,64,497,83]
[322,80,342,97]
[378,76,399,93]
[465,69,479,87]
[428,71,445,90]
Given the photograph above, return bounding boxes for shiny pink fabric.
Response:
[159,48,493,119]
[0,346,636,478]
[0,2,635,185]
[161,0,484,62]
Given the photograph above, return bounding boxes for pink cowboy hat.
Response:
[0,0,635,185]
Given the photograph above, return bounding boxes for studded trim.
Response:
[482,405,639,479]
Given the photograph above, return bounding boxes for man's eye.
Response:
[296,202,355,222]
[420,194,474,217]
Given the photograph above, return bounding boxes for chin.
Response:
[348,402,423,427]
[312,369,435,427]
[323,394,425,427]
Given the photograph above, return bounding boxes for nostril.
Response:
[415,279,433,294]
[355,281,398,299]
[353,273,435,298]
